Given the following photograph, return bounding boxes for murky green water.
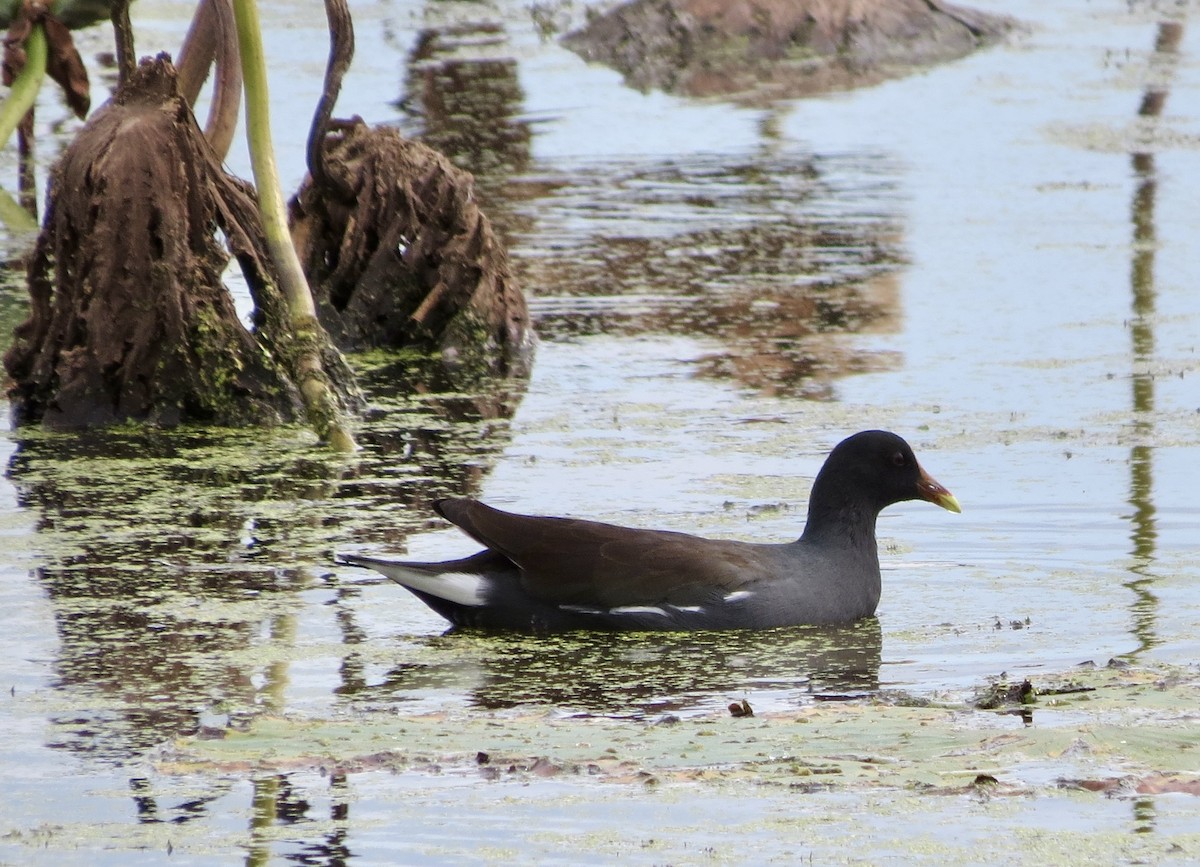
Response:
[1,0,1199,863]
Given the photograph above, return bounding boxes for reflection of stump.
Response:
[290,122,532,375]
[3,55,355,429]
[403,24,532,182]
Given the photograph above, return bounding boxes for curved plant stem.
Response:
[110,0,136,87]
[307,0,354,200]
[0,22,46,158]
[176,0,242,160]
[230,0,357,451]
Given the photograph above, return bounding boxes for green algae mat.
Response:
[156,661,1200,863]
[169,661,1200,794]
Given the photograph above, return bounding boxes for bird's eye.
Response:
[890,451,907,467]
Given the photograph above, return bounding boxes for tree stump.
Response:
[3,55,356,429]
[290,121,533,376]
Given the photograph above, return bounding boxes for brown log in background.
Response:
[563,0,1014,101]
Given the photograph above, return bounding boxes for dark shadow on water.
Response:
[1121,18,1183,661]
[398,18,532,202]
[1121,14,1183,841]
[3,354,525,762]
[348,619,882,717]
[130,776,226,827]
[235,772,352,866]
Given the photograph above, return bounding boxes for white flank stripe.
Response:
[560,604,605,615]
[609,605,669,617]
[722,590,754,604]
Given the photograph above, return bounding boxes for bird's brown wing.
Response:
[435,498,768,608]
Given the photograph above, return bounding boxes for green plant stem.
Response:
[230,0,356,451]
[230,0,311,322]
[0,187,37,234]
[0,23,46,160]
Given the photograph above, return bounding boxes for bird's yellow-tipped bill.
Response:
[917,468,961,514]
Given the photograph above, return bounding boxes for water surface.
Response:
[1,0,1198,863]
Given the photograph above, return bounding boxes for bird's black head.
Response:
[807,430,960,527]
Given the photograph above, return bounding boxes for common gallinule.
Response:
[338,430,960,632]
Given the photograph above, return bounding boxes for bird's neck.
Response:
[800,496,880,550]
